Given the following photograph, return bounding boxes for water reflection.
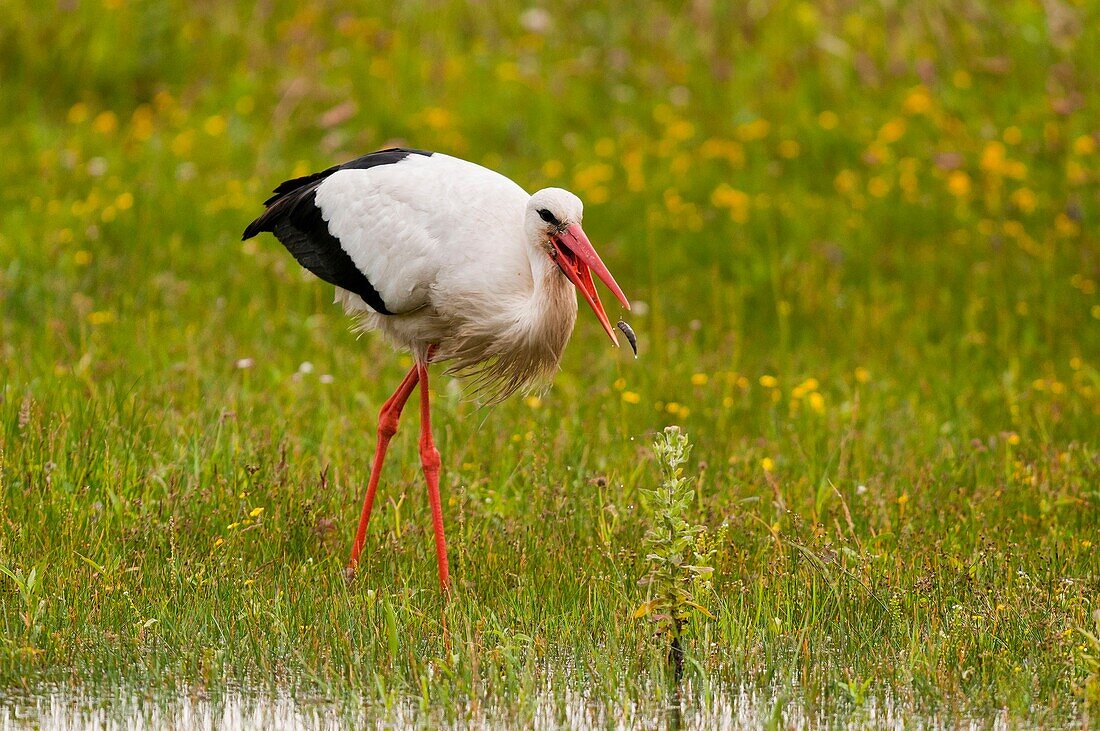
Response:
[1,684,1016,730]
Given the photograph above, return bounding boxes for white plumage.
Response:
[244,148,630,591]
[320,153,569,395]
[319,152,529,315]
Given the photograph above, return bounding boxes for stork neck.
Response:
[528,248,569,302]
[524,246,578,346]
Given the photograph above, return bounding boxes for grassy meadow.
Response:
[2,0,1099,726]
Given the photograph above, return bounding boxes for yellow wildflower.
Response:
[1066,160,1087,185]
[1073,135,1096,156]
[665,119,695,142]
[902,86,933,115]
[623,149,646,192]
[699,138,745,166]
[1055,213,1080,237]
[778,139,801,158]
[1002,220,1025,239]
[131,106,154,141]
[573,163,613,192]
[710,184,750,223]
[878,118,906,143]
[690,373,708,386]
[542,159,564,178]
[760,457,775,472]
[834,169,858,194]
[736,119,770,142]
[171,130,194,157]
[947,171,971,197]
[153,90,175,112]
[621,391,641,404]
[93,111,118,134]
[587,186,609,204]
[794,2,819,28]
[68,102,89,125]
[422,107,452,130]
[759,375,778,389]
[88,310,115,325]
[980,141,1006,174]
[1010,188,1036,214]
[203,115,227,136]
[868,176,891,198]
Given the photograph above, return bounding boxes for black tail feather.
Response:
[239,148,435,315]
[242,147,432,241]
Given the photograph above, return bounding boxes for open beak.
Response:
[551,224,630,345]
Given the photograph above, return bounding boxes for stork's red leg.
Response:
[347,365,419,571]
[416,357,451,592]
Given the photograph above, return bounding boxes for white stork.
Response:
[243,148,630,592]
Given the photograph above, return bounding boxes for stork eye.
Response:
[538,208,559,225]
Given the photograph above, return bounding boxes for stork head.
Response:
[526,188,630,345]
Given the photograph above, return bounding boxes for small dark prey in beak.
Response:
[548,223,630,346]
[617,319,638,357]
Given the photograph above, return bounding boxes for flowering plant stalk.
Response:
[635,426,714,682]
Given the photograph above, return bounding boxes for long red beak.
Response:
[551,224,630,345]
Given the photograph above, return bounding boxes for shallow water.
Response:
[0,684,1027,730]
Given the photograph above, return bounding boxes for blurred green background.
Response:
[1,0,1098,725]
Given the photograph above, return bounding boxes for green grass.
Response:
[1,0,1098,726]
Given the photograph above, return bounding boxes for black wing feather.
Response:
[243,148,434,315]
